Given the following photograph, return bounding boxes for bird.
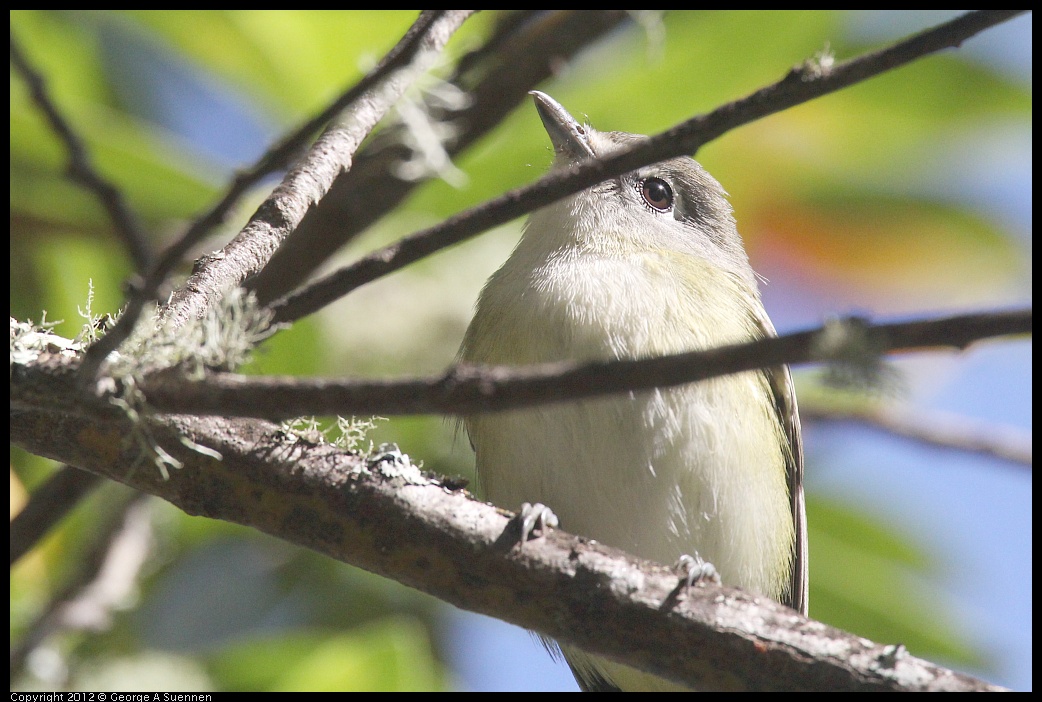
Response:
[458,91,806,691]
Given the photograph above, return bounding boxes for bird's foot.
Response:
[518,502,559,543]
[676,553,721,588]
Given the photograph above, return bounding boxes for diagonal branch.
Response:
[269,10,1027,325]
[77,10,477,383]
[10,30,153,271]
[249,10,631,304]
[10,465,103,566]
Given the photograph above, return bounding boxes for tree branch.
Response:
[801,402,1032,467]
[8,355,1006,691]
[9,12,1028,691]
[10,30,152,271]
[130,308,1031,421]
[9,465,103,566]
[77,10,476,383]
[250,10,631,304]
[269,10,1026,324]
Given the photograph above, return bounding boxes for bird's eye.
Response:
[639,177,673,212]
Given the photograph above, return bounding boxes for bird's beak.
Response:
[530,90,596,162]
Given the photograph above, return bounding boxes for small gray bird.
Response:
[459,91,806,691]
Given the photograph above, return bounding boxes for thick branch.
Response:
[8,358,1004,691]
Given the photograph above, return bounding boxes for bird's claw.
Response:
[519,502,559,542]
[676,553,721,588]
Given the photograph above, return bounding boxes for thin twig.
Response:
[801,403,1032,467]
[270,9,1026,325]
[10,30,152,271]
[134,308,1031,421]
[77,10,477,383]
